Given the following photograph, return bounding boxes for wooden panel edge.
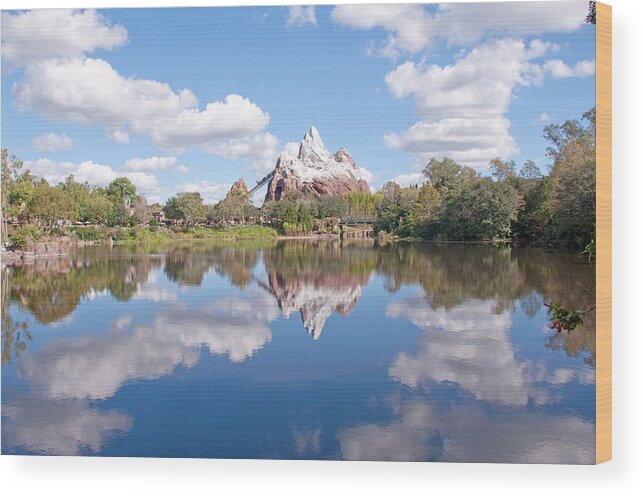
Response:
[596,1,612,465]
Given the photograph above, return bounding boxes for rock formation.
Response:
[265,127,370,202]
[226,178,249,200]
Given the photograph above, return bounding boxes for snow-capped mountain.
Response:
[265,127,370,202]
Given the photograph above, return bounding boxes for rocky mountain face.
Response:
[265,127,370,202]
[226,178,248,200]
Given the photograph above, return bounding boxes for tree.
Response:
[85,191,113,225]
[27,182,75,227]
[443,179,522,241]
[106,177,137,207]
[131,195,152,225]
[163,192,206,225]
[544,107,596,248]
[109,203,130,227]
[518,159,542,180]
[61,175,91,222]
[297,205,313,233]
[489,158,516,182]
[423,157,477,198]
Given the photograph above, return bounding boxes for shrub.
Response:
[72,226,98,241]
[10,225,42,249]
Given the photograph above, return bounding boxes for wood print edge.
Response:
[596,1,612,465]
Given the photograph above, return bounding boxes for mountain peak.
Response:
[298,126,333,163]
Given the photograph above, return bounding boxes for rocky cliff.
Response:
[265,127,370,202]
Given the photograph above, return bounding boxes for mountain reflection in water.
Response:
[1,240,595,462]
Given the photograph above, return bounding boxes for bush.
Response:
[72,226,98,241]
[10,225,42,249]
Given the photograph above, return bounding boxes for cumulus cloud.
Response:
[123,156,177,172]
[176,180,232,204]
[544,58,596,78]
[357,166,377,185]
[1,9,128,69]
[24,157,158,193]
[19,293,279,401]
[539,112,552,123]
[203,132,279,175]
[12,40,273,161]
[107,128,130,144]
[332,1,587,57]
[382,39,591,168]
[286,6,317,28]
[389,172,425,187]
[31,132,73,152]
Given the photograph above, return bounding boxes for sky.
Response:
[0,2,596,204]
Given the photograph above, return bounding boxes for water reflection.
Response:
[1,240,596,461]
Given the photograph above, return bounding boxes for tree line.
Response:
[1,108,595,250]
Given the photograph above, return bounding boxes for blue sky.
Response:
[1,3,596,203]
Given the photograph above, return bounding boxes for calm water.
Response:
[1,240,596,463]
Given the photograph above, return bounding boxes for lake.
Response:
[1,240,596,463]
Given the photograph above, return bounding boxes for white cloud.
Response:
[539,112,552,123]
[203,132,279,175]
[384,117,519,168]
[14,58,272,158]
[24,157,158,193]
[123,156,177,172]
[31,133,73,152]
[358,166,377,185]
[284,141,301,157]
[176,180,231,204]
[389,172,425,188]
[108,128,130,144]
[174,165,190,174]
[125,172,160,193]
[382,39,593,168]
[286,6,317,28]
[332,4,434,57]
[150,95,271,153]
[332,1,587,57]
[544,58,596,78]
[1,9,128,69]
[385,39,551,120]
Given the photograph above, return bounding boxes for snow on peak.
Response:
[298,126,334,163]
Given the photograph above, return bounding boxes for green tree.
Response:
[85,191,113,225]
[163,192,206,225]
[423,157,478,199]
[489,158,516,182]
[297,205,313,233]
[544,107,596,248]
[443,179,522,241]
[106,177,137,207]
[27,181,75,227]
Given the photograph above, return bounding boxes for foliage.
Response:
[586,1,596,24]
[442,178,522,241]
[544,107,596,249]
[164,192,207,225]
[27,182,75,226]
[106,177,137,206]
[544,302,584,333]
[10,224,42,249]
